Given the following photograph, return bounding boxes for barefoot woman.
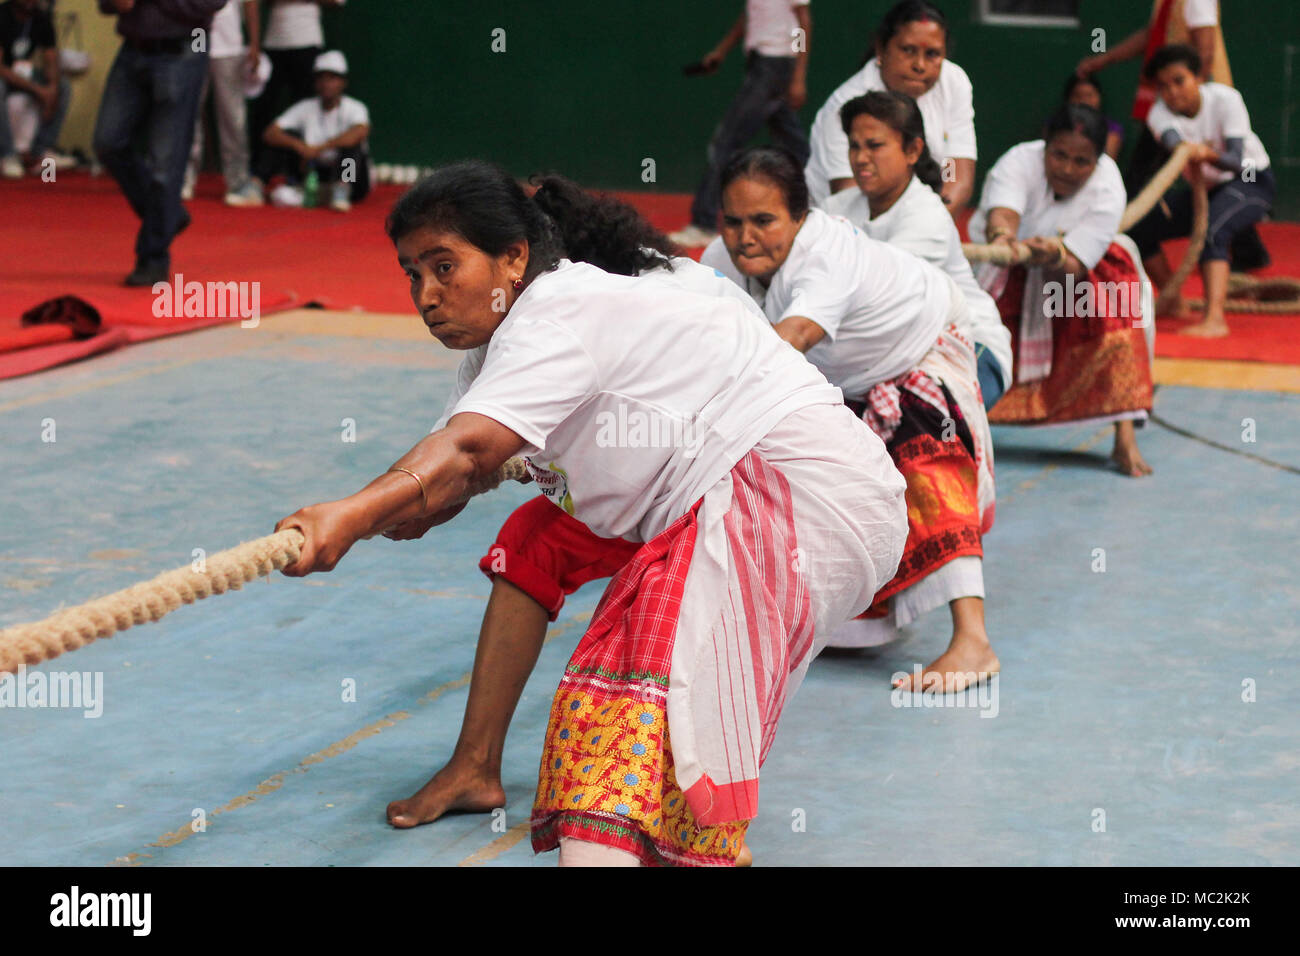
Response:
[277,161,908,865]
[702,146,998,692]
[969,104,1157,477]
[385,176,772,833]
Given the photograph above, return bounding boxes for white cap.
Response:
[313,50,348,76]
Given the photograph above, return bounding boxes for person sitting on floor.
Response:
[1127,44,1274,339]
[259,49,370,212]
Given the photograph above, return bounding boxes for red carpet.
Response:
[1149,222,1300,364]
[3,175,1296,378]
[0,171,413,379]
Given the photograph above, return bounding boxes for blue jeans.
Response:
[92,42,209,266]
[976,344,1006,411]
[0,70,71,158]
[689,53,810,230]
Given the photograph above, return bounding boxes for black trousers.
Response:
[249,46,322,172]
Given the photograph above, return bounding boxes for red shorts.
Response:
[478,496,641,620]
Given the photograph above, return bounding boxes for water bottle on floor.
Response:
[303,168,320,209]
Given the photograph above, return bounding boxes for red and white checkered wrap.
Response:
[862,368,951,445]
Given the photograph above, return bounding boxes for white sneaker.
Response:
[668,224,718,247]
[224,181,265,207]
[329,183,351,212]
[38,150,77,171]
[1,155,23,179]
[270,183,303,207]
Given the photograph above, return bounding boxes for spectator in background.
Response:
[804,1,976,219]
[249,0,343,175]
[260,49,368,211]
[92,0,226,286]
[0,0,72,178]
[1063,74,1122,160]
[1127,45,1274,339]
[183,0,262,205]
[668,0,812,248]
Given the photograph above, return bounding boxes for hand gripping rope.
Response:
[960,143,1298,314]
[0,457,533,674]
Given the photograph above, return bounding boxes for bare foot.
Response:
[1110,421,1153,478]
[386,758,507,829]
[736,841,753,867]
[892,632,1000,694]
[1180,320,1229,338]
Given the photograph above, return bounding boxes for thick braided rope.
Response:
[1184,275,1300,314]
[1155,176,1208,314]
[0,458,535,674]
[0,529,305,675]
[963,142,1197,266]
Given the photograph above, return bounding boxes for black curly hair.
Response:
[385,159,563,282]
[529,173,678,276]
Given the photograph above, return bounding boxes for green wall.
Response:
[325,1,1299,218]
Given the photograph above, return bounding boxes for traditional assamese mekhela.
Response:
[704,208,996,648]
[968,140,1156,429]
[439,258,908,864]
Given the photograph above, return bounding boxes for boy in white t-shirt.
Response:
[260,49,370,211]
[1127,44,1274,338]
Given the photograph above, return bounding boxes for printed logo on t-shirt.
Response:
[525,459,575,515]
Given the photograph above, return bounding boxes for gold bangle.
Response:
[1053,240,1069,268]
[387,467,429,511]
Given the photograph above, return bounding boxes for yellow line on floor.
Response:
[1153,357,1300,394]
[260,308,431,341]
[457,821,532,866]
[0,353,238,415]
[1004,426,1114,499]
[109,610,590,866]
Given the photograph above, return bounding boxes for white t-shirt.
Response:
[1147,82,1271,187]
[826,176,1012,389]
[701,209,949,400]
[745,0,809,58]
[274,95,369,151]
[438,261,840,541]
[209,0,244,59]
[1182,0,1218,29]
[638,255,770,325]
[264,0,337,50]
[968,140,1126,271]
[804,58,976,207]
[432,255,775,435]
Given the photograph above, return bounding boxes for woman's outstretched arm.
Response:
[277,413,525,576]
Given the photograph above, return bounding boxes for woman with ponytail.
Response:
[824,91,1012,409]
[276,160,907,866]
